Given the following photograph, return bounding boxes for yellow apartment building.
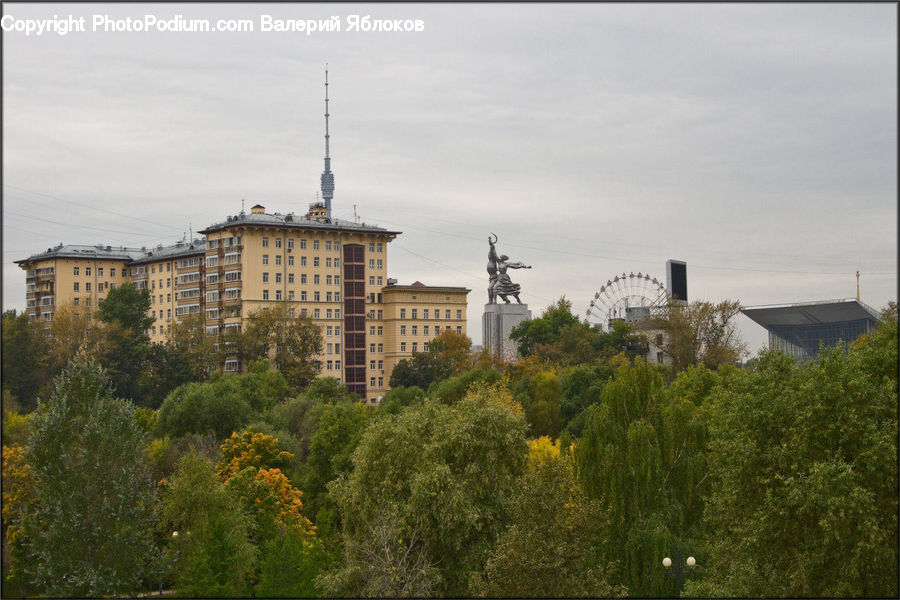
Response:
[381,281,471,391]
[15,205,470,402]
[16,244,146,323]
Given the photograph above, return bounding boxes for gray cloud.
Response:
[3,3,896,353]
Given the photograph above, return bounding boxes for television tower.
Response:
[320,65,335,219]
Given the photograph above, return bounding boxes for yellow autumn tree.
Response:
[464,377,523,416]
[216,427,294,480]
[2,444,35,597]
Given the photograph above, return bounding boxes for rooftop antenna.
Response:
[320,64,335,219]
[353,204,358,224]
[241,198,245,215]
[189,222,193,242]
[856,270,860,301]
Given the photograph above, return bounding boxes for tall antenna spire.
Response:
[320,64,335,219]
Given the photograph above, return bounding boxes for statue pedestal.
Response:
[483,303,531,362]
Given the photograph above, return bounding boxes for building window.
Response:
[73,282,79,291]
[424,326,429,336]
[378,377,383,387]
[326,292,333,302]
[73,298,79,306]
[288,291,294,300]
[111,268,116,277]
[288,238,294,250]
[377,259,383,269]
[370,377,376,387]
[377,243,383,252]
[98,267,104,277]
[456,326,462,334]
[275,255,282,265]
[412,342,418,353]
[369,243,375,252]
[301,274,307,284]
[263,273,269,283]
[314,292,321,302]
[456,310,462,319]
[327,309,333,319]
[85,267,91,276]
[370,343,376,353]
[314,257,320,267]
[263,290,269,300]
[314,274,320,284]
[288,255,294,266]
[73,266,79,276]
[314,309,321,318]
[377,276,383,286]
[313,240,320,250]
[275,290,282,301]
[327,343,333,354]
[412,309,418,319]
[369,259,375,269]
[400,342,406,352]
[657,351,664,364]
[326,241,332,251]
[86,282,92,292]
[263,255,269,265]
[301,256,307,266]
[377,343,383,352]
[412,326,418,336]
[369,326,375,336]
[446,309,451,319]
[275,237,282,248]
[262,237,269,247]
[400,308,406,319]
[225,359,239,372]
[276,273,282,283]
[300,239,307,249]
[301,291,307,301]
[288,273,294,284]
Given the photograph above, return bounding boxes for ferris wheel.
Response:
[586,271,670,331]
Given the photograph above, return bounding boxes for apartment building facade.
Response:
[15,203,470,403]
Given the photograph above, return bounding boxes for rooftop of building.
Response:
[198,205,401,236]
[15,243,148,265]
[129,239,206,264]
[383,279,471,292]
[742,298,881,328]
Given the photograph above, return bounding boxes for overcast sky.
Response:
[3,2,897,354]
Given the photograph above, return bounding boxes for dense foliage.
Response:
[1,298,896,598]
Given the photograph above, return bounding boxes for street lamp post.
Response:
[662,550,696,597]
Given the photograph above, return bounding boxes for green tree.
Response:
[388,349,452,390]
[300,401,371,533]
[426,367,502,404]
[653,299,747,375]
[242,303,323,389]
[22,354,156,597]
[257,527,327,597]
[686,321,898,598]
[509,297,582,358]
[95,283,155,404]
[324,395,528,596]
[159,453,256,597]
[1,309,49,412]
[575,360,708,597]
[476,437,624,598]
[156,377,254,440]
[525,370,564,438]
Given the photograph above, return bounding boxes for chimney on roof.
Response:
[306,202,328,220]
[251,204,265,215]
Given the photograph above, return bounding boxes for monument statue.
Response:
[487,233,531,304]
